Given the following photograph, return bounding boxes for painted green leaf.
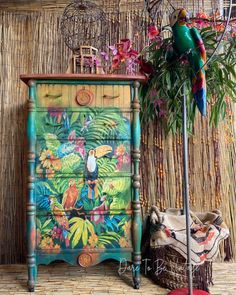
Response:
[36,218,42,229]
[41,228,52,235]
[44,133,61,154]
[51,178,69,194]
[70,113,80,125]
[82,223,88,246]
[43,182,58,195]
[103,178,130,196]
[61,153,82,174]
[97,157,117,176]
[97,232,120,247]
[69,217,85,248]
[85,219,95,235]
[42,219,52,229]
[110,197,126,210]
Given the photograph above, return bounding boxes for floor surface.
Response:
[0,262,235,294]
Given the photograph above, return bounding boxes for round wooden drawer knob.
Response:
[75,89,94,106]
[78,253,92,267]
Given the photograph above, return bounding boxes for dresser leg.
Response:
[132,260,141,289]
[28,287,34,293]
[133,268,141,289]
[27,264,37,292]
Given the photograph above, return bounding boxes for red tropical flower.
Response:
[148,25,159,40]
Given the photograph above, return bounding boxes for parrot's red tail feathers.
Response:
[192,69,207,116]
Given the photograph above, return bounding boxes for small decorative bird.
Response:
[86,145,112,199]
[170,8,207,116]
[61,179,79,210]
[49,196,70,247]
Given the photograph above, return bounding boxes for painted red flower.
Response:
[48,108,63,123]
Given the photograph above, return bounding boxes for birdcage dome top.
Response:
[60,0,107,51]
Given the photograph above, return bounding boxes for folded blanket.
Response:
[146,206,231,265]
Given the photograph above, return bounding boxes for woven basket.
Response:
[146,246,213,291]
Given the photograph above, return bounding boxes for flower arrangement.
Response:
[139,10,236,134]
[97,38,139,75]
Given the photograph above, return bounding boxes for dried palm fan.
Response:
[60,0,107,51]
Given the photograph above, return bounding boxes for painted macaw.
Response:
[49,196,70,247]
[61,179,79,210]
[56,142,75,158]
[170,8,207,116]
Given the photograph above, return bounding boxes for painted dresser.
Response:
[20,74,146,292]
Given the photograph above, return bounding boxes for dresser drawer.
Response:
[36,84,131,108]
[35,109,131,140]
[35,176,132,213]
[35,138,131,177]
[36,213,132,252]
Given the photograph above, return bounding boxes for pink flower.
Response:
[110,39,138,72]
[65,237,70,248]
[108,45,118,56]
[150,89,158,98]
[116,161,123,170]
[75,138,86,158]
[127,48,138,58]
[153,99,163,108]
[112,55,121,68]
[196,11,209,19]
[232,25,236,37]
[120,39,131,52]
[123,155,130,164]
[158,109,167,118]
[148,26,159,40]
[68,130,76,142]
[48,108,63,123]
[154,98,167,118]
[100,51,109,61]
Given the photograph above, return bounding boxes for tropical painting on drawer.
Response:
[34,107,133,253]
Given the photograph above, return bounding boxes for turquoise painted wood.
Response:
[21,74,145,292]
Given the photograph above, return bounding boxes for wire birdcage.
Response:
[60,0,107,51]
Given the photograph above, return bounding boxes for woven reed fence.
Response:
[0,1,235,263]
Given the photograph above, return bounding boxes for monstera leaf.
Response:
[97,157,117,176]
[44,133,61,154]
[110,197,127,210]
[61,153,82,174]
[97,232,120,248]
[50,178,71,194]
[84,110,128,140]
[102,178,131,196]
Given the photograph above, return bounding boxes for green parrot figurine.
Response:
[170,8,207,116]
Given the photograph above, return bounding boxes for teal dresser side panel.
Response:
[27,80,37,291]
[131,81,142,288]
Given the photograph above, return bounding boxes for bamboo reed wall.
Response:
[0,1,235,264]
